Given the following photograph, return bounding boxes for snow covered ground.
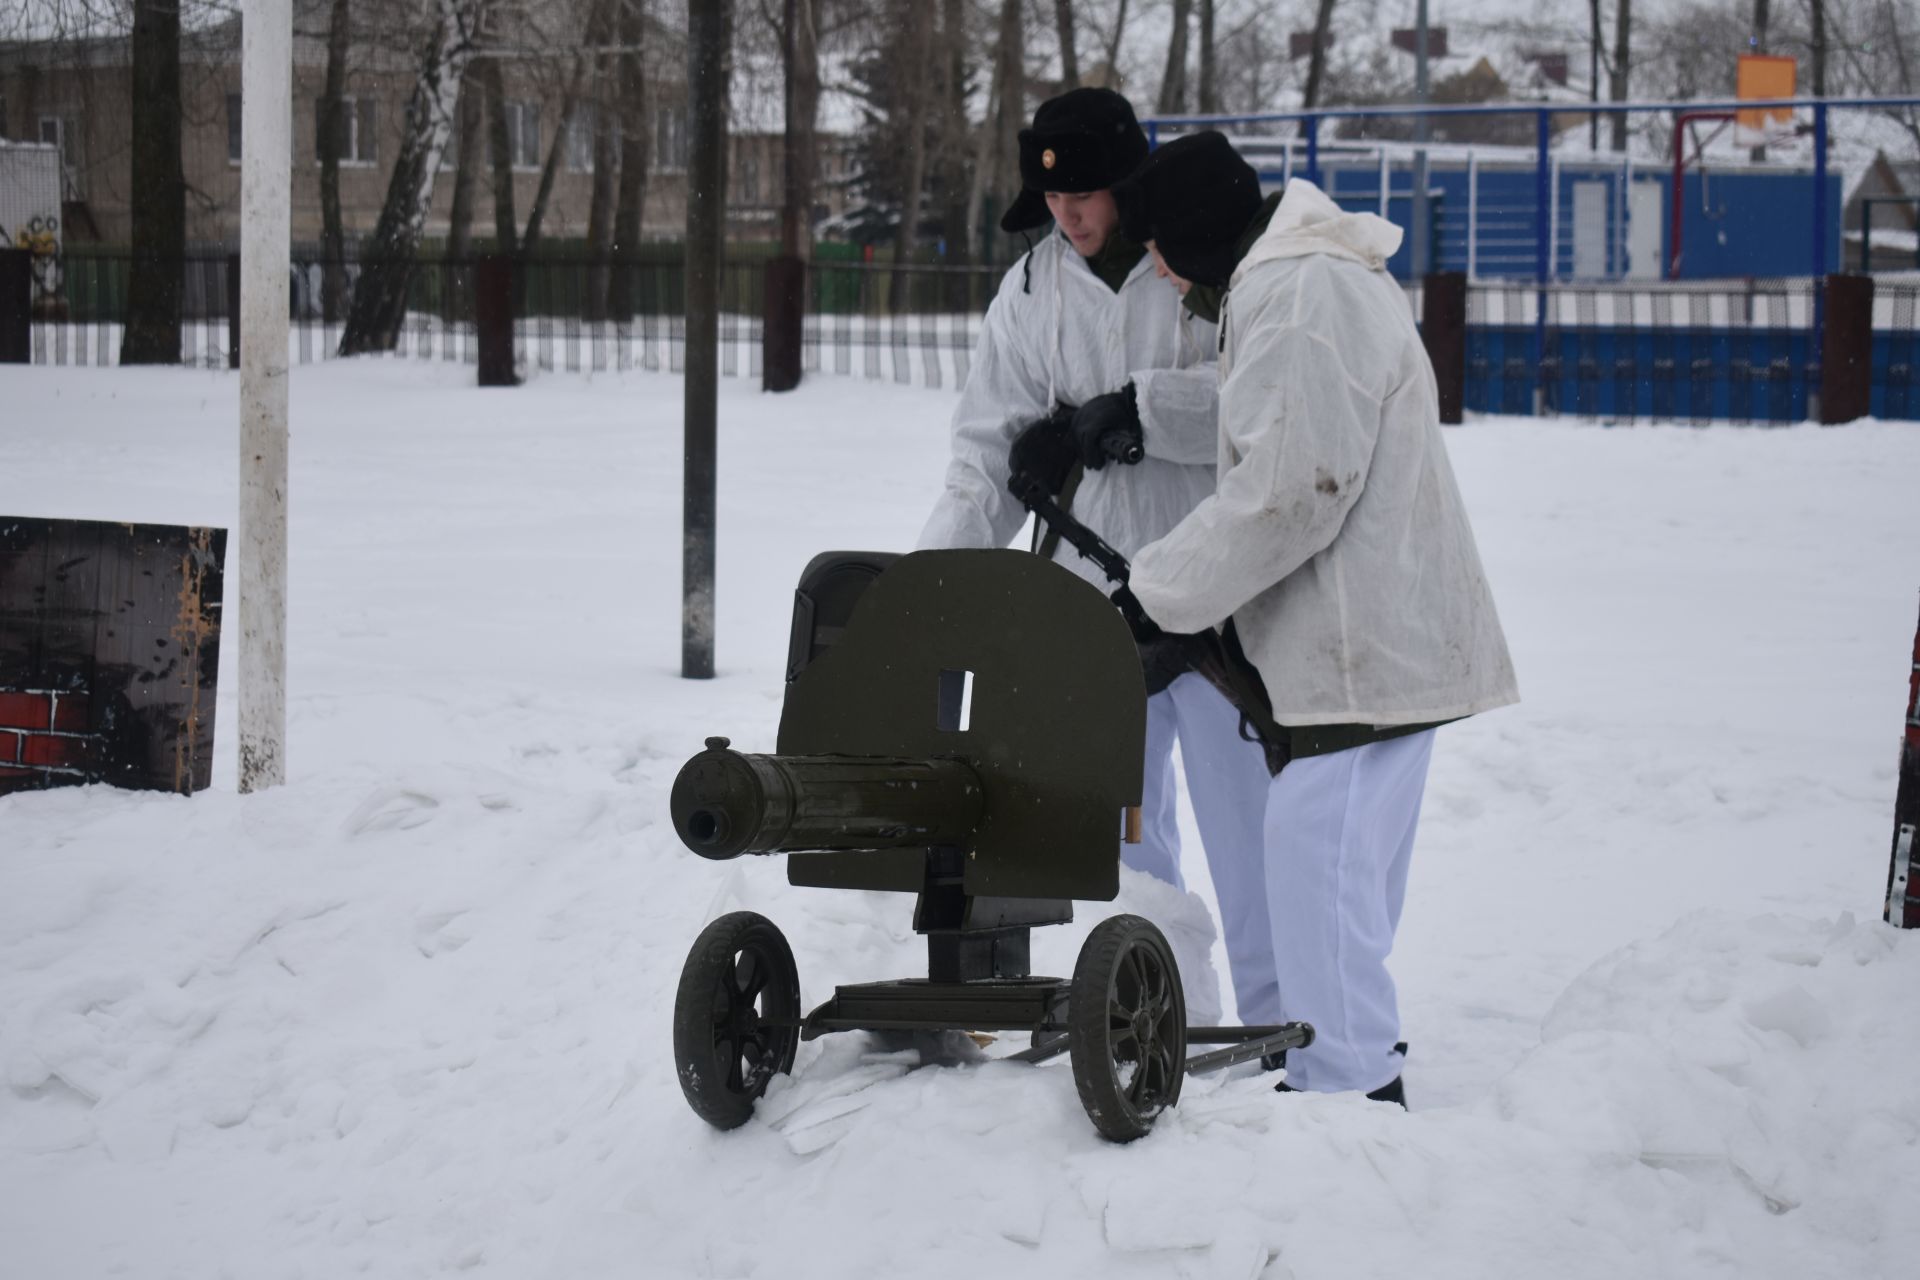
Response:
[2,360,1917,1279]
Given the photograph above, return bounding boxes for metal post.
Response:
[1147,120,1159,151]
[0,249,29,363]
[1377,146,1389,216]
[1466,149,1478,279]
[683,0,731,680]
[1411,0,1431,278]
[1534,110,1550,413]
[474,254,517,386]
[239,0,291,791]
[1548,154,1561,281]
[1305,115,1320,187]
[226,250,240,369]
[1812,100,1829,393]
[1618,150,1631,279]
[1669,113,1685,279]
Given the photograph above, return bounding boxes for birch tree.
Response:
[339,0,482,355]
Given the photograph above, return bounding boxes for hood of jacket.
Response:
[1231,179,1403,285]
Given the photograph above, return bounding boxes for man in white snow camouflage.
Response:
[1112,132,1520,1105]
[917,90,1278,1030]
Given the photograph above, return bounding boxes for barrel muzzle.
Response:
[670,736,986,860]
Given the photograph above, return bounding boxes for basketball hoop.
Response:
[1668,111,1734,278]
[1736,53,1798,149]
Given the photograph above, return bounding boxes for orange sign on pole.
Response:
[1737,54,1797,130]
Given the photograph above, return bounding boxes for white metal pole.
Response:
[239,0,291,791]
[1547,155,1561,281]
[1619,150,1631,279]
[1467,149,1479,279]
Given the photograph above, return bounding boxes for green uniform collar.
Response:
[1181,191,1284,324]
[1083,229,1147,293]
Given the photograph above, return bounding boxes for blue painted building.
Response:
[1241,149,1844,282]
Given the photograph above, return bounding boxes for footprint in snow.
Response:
[343,788,441,836]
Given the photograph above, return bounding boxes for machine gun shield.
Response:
[777,549,1146,902]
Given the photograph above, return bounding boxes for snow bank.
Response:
[1,361,1917,1278]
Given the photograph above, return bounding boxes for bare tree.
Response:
[581,33,619,316]
[482,55,517,251]
[608,0,651,318]
[339,0,480,355]
[779,0,820,260]
[1610,0,1632,151]
[1809,0,1827,96]
[318,0,352,322]
[446,67,483,258]
[519,1,609,261]
[1197,0,1216,113]
[1302,0,1337,110]
[1103,0,1131,80]
[887,0,935,312]
[1157,0,1192,114]
[1055,0,1079,90]
[1589,0,1603,148]
[966,0,1025,261]
[121,0,184,365]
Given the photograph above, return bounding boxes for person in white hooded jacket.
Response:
[917,90,1279,1030]
[1111,132,1520,1105]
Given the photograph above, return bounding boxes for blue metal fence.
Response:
[1146,97,1920,423]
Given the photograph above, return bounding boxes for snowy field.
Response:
[2,360,1918,1279]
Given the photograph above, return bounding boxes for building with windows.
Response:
[0,4,851,250]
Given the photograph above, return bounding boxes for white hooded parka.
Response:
[1129,180,1519,726]
[917,233,1221,586]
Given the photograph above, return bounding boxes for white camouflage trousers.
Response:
[1123,672,1278,1029]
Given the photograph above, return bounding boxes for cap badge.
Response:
[1041,148,1057,170]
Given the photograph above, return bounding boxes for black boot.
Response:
[1273,1075,1407,1108]
[1272,1043,1409,1108]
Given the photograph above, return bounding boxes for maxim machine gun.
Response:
[669,549,1312,1142]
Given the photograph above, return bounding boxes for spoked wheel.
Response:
[1068,914,1187,1143]
[672,911,801,1130]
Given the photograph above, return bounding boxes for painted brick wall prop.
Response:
[1887,597,1920,929]
[0,516,227,796]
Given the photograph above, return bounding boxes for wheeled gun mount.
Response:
[667,548,1317,1144]
[672,743,985,860]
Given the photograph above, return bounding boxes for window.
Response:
[738,147,759,205]
[227,92,241,163]
[652,103,687,172]
[506,101,540,170]
[315,96,378,165]
[565,103,608,173]
[38,116,82,197]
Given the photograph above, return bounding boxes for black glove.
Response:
[1069,383,1144,470]
[1007,405,1078,500]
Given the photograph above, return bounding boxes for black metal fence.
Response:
[15,250,1007,390]
[10,249,1920,424]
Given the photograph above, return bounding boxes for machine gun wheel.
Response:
[673,912,802,1130]
[1068,915,1187,1142]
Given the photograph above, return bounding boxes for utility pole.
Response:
[684,0,732,680]
[239,0,292,791]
